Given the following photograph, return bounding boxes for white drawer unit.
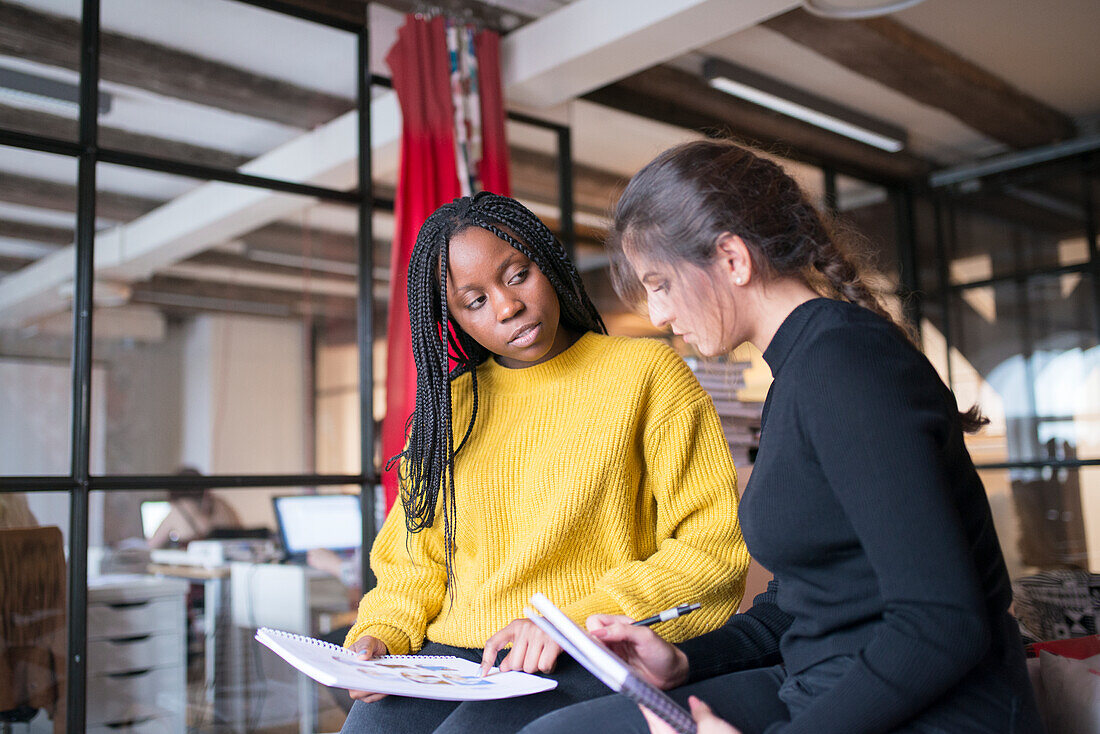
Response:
[87,575,189,734]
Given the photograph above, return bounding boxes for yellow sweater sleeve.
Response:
[559,347,749,641]
[343,498,447,654]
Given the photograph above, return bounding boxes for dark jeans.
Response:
[519,666,789,734]
[339,641,611,734]
[521,635,1045,734]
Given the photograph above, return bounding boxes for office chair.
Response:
[0,526,66,734]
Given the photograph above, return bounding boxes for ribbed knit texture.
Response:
[346,331,749,654]
[740,298,1027,734]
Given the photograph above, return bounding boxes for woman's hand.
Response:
[586,614,690,690]
[641,696,742,734]
[345,635,390,703]
[480,619,562,676]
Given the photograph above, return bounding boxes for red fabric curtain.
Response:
[474,29,511,196]
[380,16,511,511]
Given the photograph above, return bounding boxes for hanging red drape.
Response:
[474,29,511,196]
[381,16,511,511]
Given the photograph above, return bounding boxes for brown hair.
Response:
[609,139,986,433]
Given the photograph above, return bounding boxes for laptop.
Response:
[140,500,172,540]
[272,494,362,563]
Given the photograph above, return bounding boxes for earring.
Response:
[734,277,744,285]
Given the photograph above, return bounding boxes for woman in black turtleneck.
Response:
[520,139,1043,734]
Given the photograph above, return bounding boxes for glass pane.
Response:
[1092,155,1100,253]
[919,306,950,390]
[0,1,84,143]
[946,160,1087,285]
[911,193,942,295]
[978,462,1098,584]
[91,484,374,734]
[90,163,368,476]
[835,175,902,321]
[0,145,78,476]
[0,490,70,731]
[951,273,1100,464]
[98,0,356,185]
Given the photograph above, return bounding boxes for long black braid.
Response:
[386,192,606,598]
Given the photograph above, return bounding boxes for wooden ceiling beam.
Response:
[0,254,33,273]
[584,64,929,183]
[367,0,527,34]
[761,8,1075,150]
[187,249,356,280]
[1,102,624,224]
[258,0,368,26]
[130,275,359,320]
[0,206,379,268]
[0,171,160,222]
[0,219,72,247]
[509,147,625,216]
[0,104,250,170]
[0,1,353,129]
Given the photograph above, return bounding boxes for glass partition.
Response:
[98,0,357,185]
[92,484,370,734]
[88,163,366,477]
[0,146,79,476]
[0,491,70,732]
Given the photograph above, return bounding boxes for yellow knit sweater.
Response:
[347,332,749,654]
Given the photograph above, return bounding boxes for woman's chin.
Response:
[496,341,553,368]
[693,341,722,358]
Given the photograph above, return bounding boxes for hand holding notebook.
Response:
[525,594,698,734]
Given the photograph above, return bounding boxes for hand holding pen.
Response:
[587,609,695,690]
[632,602,701,627]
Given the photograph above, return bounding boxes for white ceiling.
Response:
[8,0,1097,175]
[895,0,1100,119]
[1,0,1098,330]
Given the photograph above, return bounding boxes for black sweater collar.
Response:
[762,297,830,377]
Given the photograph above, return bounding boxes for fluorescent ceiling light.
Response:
[801,0,927,20]
[704,58,906,153]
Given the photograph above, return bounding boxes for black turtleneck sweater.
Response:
[678,298,1022,734]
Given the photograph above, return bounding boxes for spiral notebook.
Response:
[254,627,557,701]
[525,594,696,734]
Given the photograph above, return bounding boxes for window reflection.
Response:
[0,491,69,732]
[91,486,366,733]
[941,158,1097,578]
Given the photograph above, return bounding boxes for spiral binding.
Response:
[259,628,345,654]
[257,628,455,662]
[621,676,696,734]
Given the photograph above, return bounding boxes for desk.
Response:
[229,562,349,734]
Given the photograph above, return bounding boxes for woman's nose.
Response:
[497,296,524,322]
[648,297,670,329]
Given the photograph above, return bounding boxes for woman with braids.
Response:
[521,140,1043,734]
[339,192,750,733]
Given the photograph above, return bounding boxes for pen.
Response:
[631,602,701,627]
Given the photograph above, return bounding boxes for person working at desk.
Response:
[339,193,750,734]
[520,140,1043,734]
[148,467,242,548]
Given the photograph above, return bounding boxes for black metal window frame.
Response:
[0,2,577,731]
[923,150,1100,474]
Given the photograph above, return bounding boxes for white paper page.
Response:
[255,628,557,701]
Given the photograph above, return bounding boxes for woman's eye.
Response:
[650,282,668,294]
[508,269,529,285]
[465,295,486,310]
